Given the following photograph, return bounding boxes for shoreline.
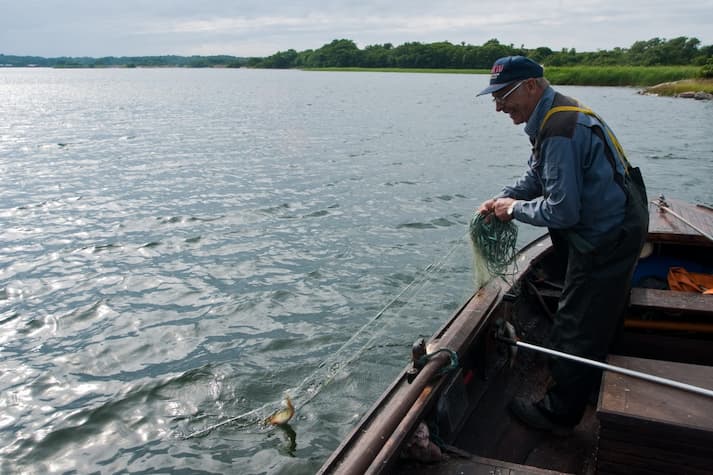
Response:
[641,79,713,99]
[304,67,712,99]
[5,64,711,98]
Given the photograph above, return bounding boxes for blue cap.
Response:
[476,56,544,96]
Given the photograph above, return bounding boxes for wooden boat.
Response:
[318,196,713,475]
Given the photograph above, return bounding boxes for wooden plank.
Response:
[533,286,712,316]
[598,355,713,432]
[597,456,712,475]
[392,453,572,475]
[598,423,713,456]
[598,429,713,469]
[629,287,712,315]
[648,198,713,246]
[612,332,713,366]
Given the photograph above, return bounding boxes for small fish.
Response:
[266,396,294,426]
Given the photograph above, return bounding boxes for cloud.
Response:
[1,0,712,57]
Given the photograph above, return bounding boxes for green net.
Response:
[469,212,518,287]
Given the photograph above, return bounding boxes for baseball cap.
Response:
[476,56,544,96]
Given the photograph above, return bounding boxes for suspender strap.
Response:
[540,106,632,175]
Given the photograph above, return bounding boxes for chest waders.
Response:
[531,99,650,427]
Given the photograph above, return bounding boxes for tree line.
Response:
[3,37,712,72]
[0,54,247,68]
[251,37,713,71]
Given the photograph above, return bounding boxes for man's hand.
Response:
[493,197,516,222]
[477,198,496,216]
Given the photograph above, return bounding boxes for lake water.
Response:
[1,68,711,474]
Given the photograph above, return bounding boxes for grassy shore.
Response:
[301,67,490,74]
[641,78,713,95]
[302,66,708,90]
[543,66,701,86]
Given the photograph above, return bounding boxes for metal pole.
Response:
[651,200,713,243]
[514,340,713,399]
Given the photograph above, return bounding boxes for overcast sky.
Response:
[2,0,712,58]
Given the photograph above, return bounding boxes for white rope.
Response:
[183,232,469,439]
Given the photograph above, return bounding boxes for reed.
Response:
[302,66,712,96]
[301,67,489,74]
[543,66,700,87]
[303,66,701,86]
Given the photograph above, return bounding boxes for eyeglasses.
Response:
[492,80,525,105]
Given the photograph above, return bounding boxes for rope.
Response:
[183,233,469,439]
[469,212,518,279]
[416,348,459,375]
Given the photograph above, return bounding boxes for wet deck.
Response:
[648,198,713,246]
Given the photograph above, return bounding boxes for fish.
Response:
[266,396,295,426]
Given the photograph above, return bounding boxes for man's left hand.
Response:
[493,198,516,222]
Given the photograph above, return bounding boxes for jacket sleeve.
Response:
[494,154,543,201]
[510,135,583,228]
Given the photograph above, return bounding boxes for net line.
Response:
[183,232,470,439]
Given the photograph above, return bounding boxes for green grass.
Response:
[301,67,490,74]
[643,79,713,95]
[302,65,702,88]
[541,66,700,87]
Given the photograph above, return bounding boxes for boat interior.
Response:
[392,202,713,475]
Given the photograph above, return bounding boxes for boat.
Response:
[318,196,713,475]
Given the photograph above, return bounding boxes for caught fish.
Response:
[266,396,295,426]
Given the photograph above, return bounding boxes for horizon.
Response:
[2,36,711,61]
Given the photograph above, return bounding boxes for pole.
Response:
[510,339,713,399]
[651,200,713,243]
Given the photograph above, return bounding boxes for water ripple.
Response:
[0,69,711,474]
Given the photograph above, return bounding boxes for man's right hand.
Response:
[476,199,496,223]
[477,199,496,216]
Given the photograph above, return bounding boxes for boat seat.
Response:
[597,355,713,474]
[629,287,712,315]
[531,285,712,316]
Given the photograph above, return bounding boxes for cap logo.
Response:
[490,63,504,81]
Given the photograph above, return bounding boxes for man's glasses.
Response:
[492,80,525,105]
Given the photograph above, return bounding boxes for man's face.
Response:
[492,79,536,125]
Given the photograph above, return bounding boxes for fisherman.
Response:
[476,56,649,434]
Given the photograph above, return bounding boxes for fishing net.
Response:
[183,213,520,440]
[182,237,474,439]
[469,212,518,287]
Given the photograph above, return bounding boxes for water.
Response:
[1,68,711,474]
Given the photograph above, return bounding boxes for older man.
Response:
[477,56,648,434]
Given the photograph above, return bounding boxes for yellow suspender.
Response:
[540,105,632,174]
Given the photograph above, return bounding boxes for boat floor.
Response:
[394,279,601,475]
[453,350,599,474]
[396,450,576,475]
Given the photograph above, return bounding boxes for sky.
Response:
[2,0,713,58]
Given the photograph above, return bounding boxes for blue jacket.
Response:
[498,86,628,248]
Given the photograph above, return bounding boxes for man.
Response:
[477,56,649,434]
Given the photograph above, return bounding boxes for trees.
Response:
[4,36,710,70]
[252,36,712,70]
[628,37,703,65]
[362,44,393,67]
[260,49,299,68]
